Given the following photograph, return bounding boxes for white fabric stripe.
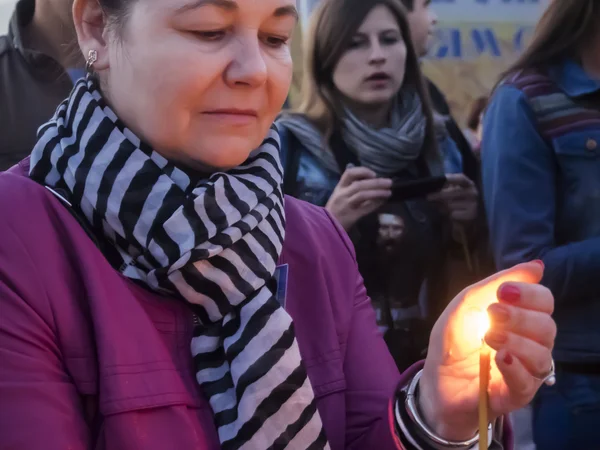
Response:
[46,93,94,187]
[214,178,243,227]
[244,233,277,275]
[228,175,259,209]
[257,212,284,255]
[215,340,300,442]
[220,288,271,347]
[132,175,173,247]
[168,270,223,321]
[61,107,108,194]
[228,308,292,386]
[240,394,321,450]
[103,147,149,239]
[81,128,122,217]
[191,261,246,305]
[191,334,221,355]
[209,387,237,414]
[193,361,230,384]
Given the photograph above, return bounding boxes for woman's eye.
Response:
[348,39,366,49]
[263,35,289,48]
[381,36,400,45]
[193,30,227,41]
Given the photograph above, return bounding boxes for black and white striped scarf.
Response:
[30,78,329,450]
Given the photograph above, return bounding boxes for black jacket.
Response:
[0,0,74,171]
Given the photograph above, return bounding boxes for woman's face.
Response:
[76,0,296,170]
[332,5,407,109]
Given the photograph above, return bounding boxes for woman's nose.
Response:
[225,37,268,88]
[368,41,386,65]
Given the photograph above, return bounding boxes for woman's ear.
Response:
[72,0,110,70]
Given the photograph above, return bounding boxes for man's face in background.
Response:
[377,213,406,253]
[406,0,438,57]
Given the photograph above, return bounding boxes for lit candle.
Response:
[476,312,491,450]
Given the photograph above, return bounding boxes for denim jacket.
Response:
[278,125,463,207]
[482,60,600,363]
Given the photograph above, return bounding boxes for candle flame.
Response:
[476,311,491,342]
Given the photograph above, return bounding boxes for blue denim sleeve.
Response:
[440,136,463,174]
[482,85,600,304]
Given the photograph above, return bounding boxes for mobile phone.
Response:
[390,176,447,201]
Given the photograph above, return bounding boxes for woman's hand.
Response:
[418,261,556,441]
[325,167,392,231]
[428,173,478,222]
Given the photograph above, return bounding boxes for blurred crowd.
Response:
[1,0,599,448]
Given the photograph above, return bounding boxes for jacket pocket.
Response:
[553,131,600,158]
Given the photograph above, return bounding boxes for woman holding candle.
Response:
[0,0,556,448]
[482,1,600,448]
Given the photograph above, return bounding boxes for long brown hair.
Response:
[290,0,438,158]
[501,0,600,78]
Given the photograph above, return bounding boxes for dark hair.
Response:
[398,0,414,11]
[97,0,132,31]
[466,96,487,131]
[292,0,438,161]
[500,0,600,78]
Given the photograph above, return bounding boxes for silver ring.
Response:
[533,359,556,386]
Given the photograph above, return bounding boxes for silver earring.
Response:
[85,49,98,73]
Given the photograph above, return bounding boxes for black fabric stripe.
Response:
[267,402,319,450]
[181,193,211,245]
[147,183,187,263]
[267,207,285,245]
[231,322,296,411]
[200,371,234,398]
[223,176,251,217]
[70,118,115,209]
[92,137,135,231]
[53,86,91,177]
[249,220,279,262]
[190,302,212,327]
[117,158,162,245]
[221,293,258,339]
[233,239,271,281]
[306,428,329,450]
[180,264,231,319]
[221,364,308,450]
[208,256,255,297]
[225,297,280,362]
[193,347,227,371]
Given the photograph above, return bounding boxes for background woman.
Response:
[0,0,555,448]
[482,1,600,448]
[276,0,481,367]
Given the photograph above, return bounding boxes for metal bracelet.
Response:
[403,369,491,449]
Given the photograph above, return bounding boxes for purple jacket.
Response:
[0,160,409,449]
[0,161,512,449]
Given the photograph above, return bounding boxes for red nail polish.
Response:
[503,352,513,365]
[532,259,545,270]
[498,284,521,304]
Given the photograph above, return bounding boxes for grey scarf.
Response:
[278,88,443,177]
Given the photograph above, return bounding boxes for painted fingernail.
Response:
[498,284,521,304]
[503,352,514,365]
[532,259,545,270]
[488,303,510,324]
[486,330,508,345]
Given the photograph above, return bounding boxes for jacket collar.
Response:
[549,59,600,98]
[7,0,66,74]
